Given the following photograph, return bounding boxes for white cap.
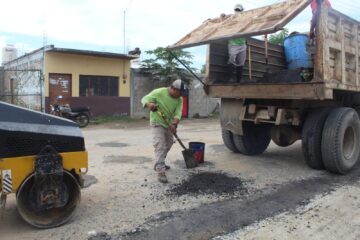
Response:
[234,3,244,12]
[171,79,188,95]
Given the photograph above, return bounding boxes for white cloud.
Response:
[0,0,358,57]
[0,0,289,50]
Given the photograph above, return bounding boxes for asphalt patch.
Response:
[104,155,152,164]
[166,172,249,197]
[97,142,129,147]
[115,167,360,240]
[83,175,98,188]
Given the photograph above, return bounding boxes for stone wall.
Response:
[188,82,219,118]
[130,68,219,118]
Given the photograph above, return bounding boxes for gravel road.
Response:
[1,118,360,240]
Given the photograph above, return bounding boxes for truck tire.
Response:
[221,129,239,153]
[301,108,331,170]
[354,106,360,118]
[321,108,360,174]
[232,122,271,156]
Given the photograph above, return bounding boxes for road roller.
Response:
[0,101,88,228]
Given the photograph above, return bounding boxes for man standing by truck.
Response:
[141,79,186,183]
[228,3,246,83]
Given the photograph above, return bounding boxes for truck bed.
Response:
[204,8,360,101]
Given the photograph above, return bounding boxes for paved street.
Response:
[1,118,360,240]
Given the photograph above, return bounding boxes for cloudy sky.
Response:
[0,0,358,68]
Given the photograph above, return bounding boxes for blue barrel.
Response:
[189,142,205,163]
[284,34,313,69]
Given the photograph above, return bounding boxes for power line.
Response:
[123,0,135,54]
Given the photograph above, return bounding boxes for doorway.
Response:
[49,73,72,108]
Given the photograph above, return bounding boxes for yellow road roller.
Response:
[0,102,88,228]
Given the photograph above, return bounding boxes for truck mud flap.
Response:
[220,99,245,135]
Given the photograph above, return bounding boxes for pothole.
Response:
[209,144,226,153]
[104,155,152,164]
[166,172,249,197]
[96,142,129,148]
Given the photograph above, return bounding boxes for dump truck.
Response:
[0,102,88,228]
[169,0,360,174]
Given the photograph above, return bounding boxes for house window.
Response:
[79,75,119,96]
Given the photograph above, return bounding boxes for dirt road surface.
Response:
[1,118,360,240]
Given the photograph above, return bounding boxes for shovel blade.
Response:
[182,149,198,168]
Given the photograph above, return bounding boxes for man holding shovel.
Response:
[141,79,187,183]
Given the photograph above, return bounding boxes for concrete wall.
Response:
[130,68,163,118]
[130,68,219,118]
[188,81,219,118]
[0,67,4,94]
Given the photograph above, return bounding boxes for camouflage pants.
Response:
[228,44,247,66]
[152,125,174,173]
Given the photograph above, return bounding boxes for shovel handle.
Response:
[156,110,188,150]
[173,132,187,150]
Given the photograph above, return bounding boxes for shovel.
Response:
[156,110,198,168]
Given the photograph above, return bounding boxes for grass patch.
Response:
[91,115,145,125]
[209,111,220,118]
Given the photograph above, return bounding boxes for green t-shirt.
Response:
[228,38,246,46]
[141,87,183,128]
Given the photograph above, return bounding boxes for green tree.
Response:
[268,28,289,45]
[141,47,195,85]
[200,64,206,74]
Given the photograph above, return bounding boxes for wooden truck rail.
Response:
[205,8,360,100]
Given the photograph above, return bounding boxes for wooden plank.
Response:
[247,38,284,53]
[169,0,311,49]
[204,45,210,85]
[345,46,356,55]
[325,82,360,92]
[207,83,330,100]
[315,7,328,82]
[327,40,341,51]
[340,16,347,84]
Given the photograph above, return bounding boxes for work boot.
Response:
[154,165,170,171]
[158,172,168,183]
[227,64,236,82]
[236,66,243,83]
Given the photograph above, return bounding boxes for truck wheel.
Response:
[221,129,239,153]
[354,106,360,118]
[301,108,331,170]
[232,122,271,156]
[321,108,360,174]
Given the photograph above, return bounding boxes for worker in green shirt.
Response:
[141,79,186,183]
[228,3,246,82]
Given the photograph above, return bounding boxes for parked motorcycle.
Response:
[50,96,91,128]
